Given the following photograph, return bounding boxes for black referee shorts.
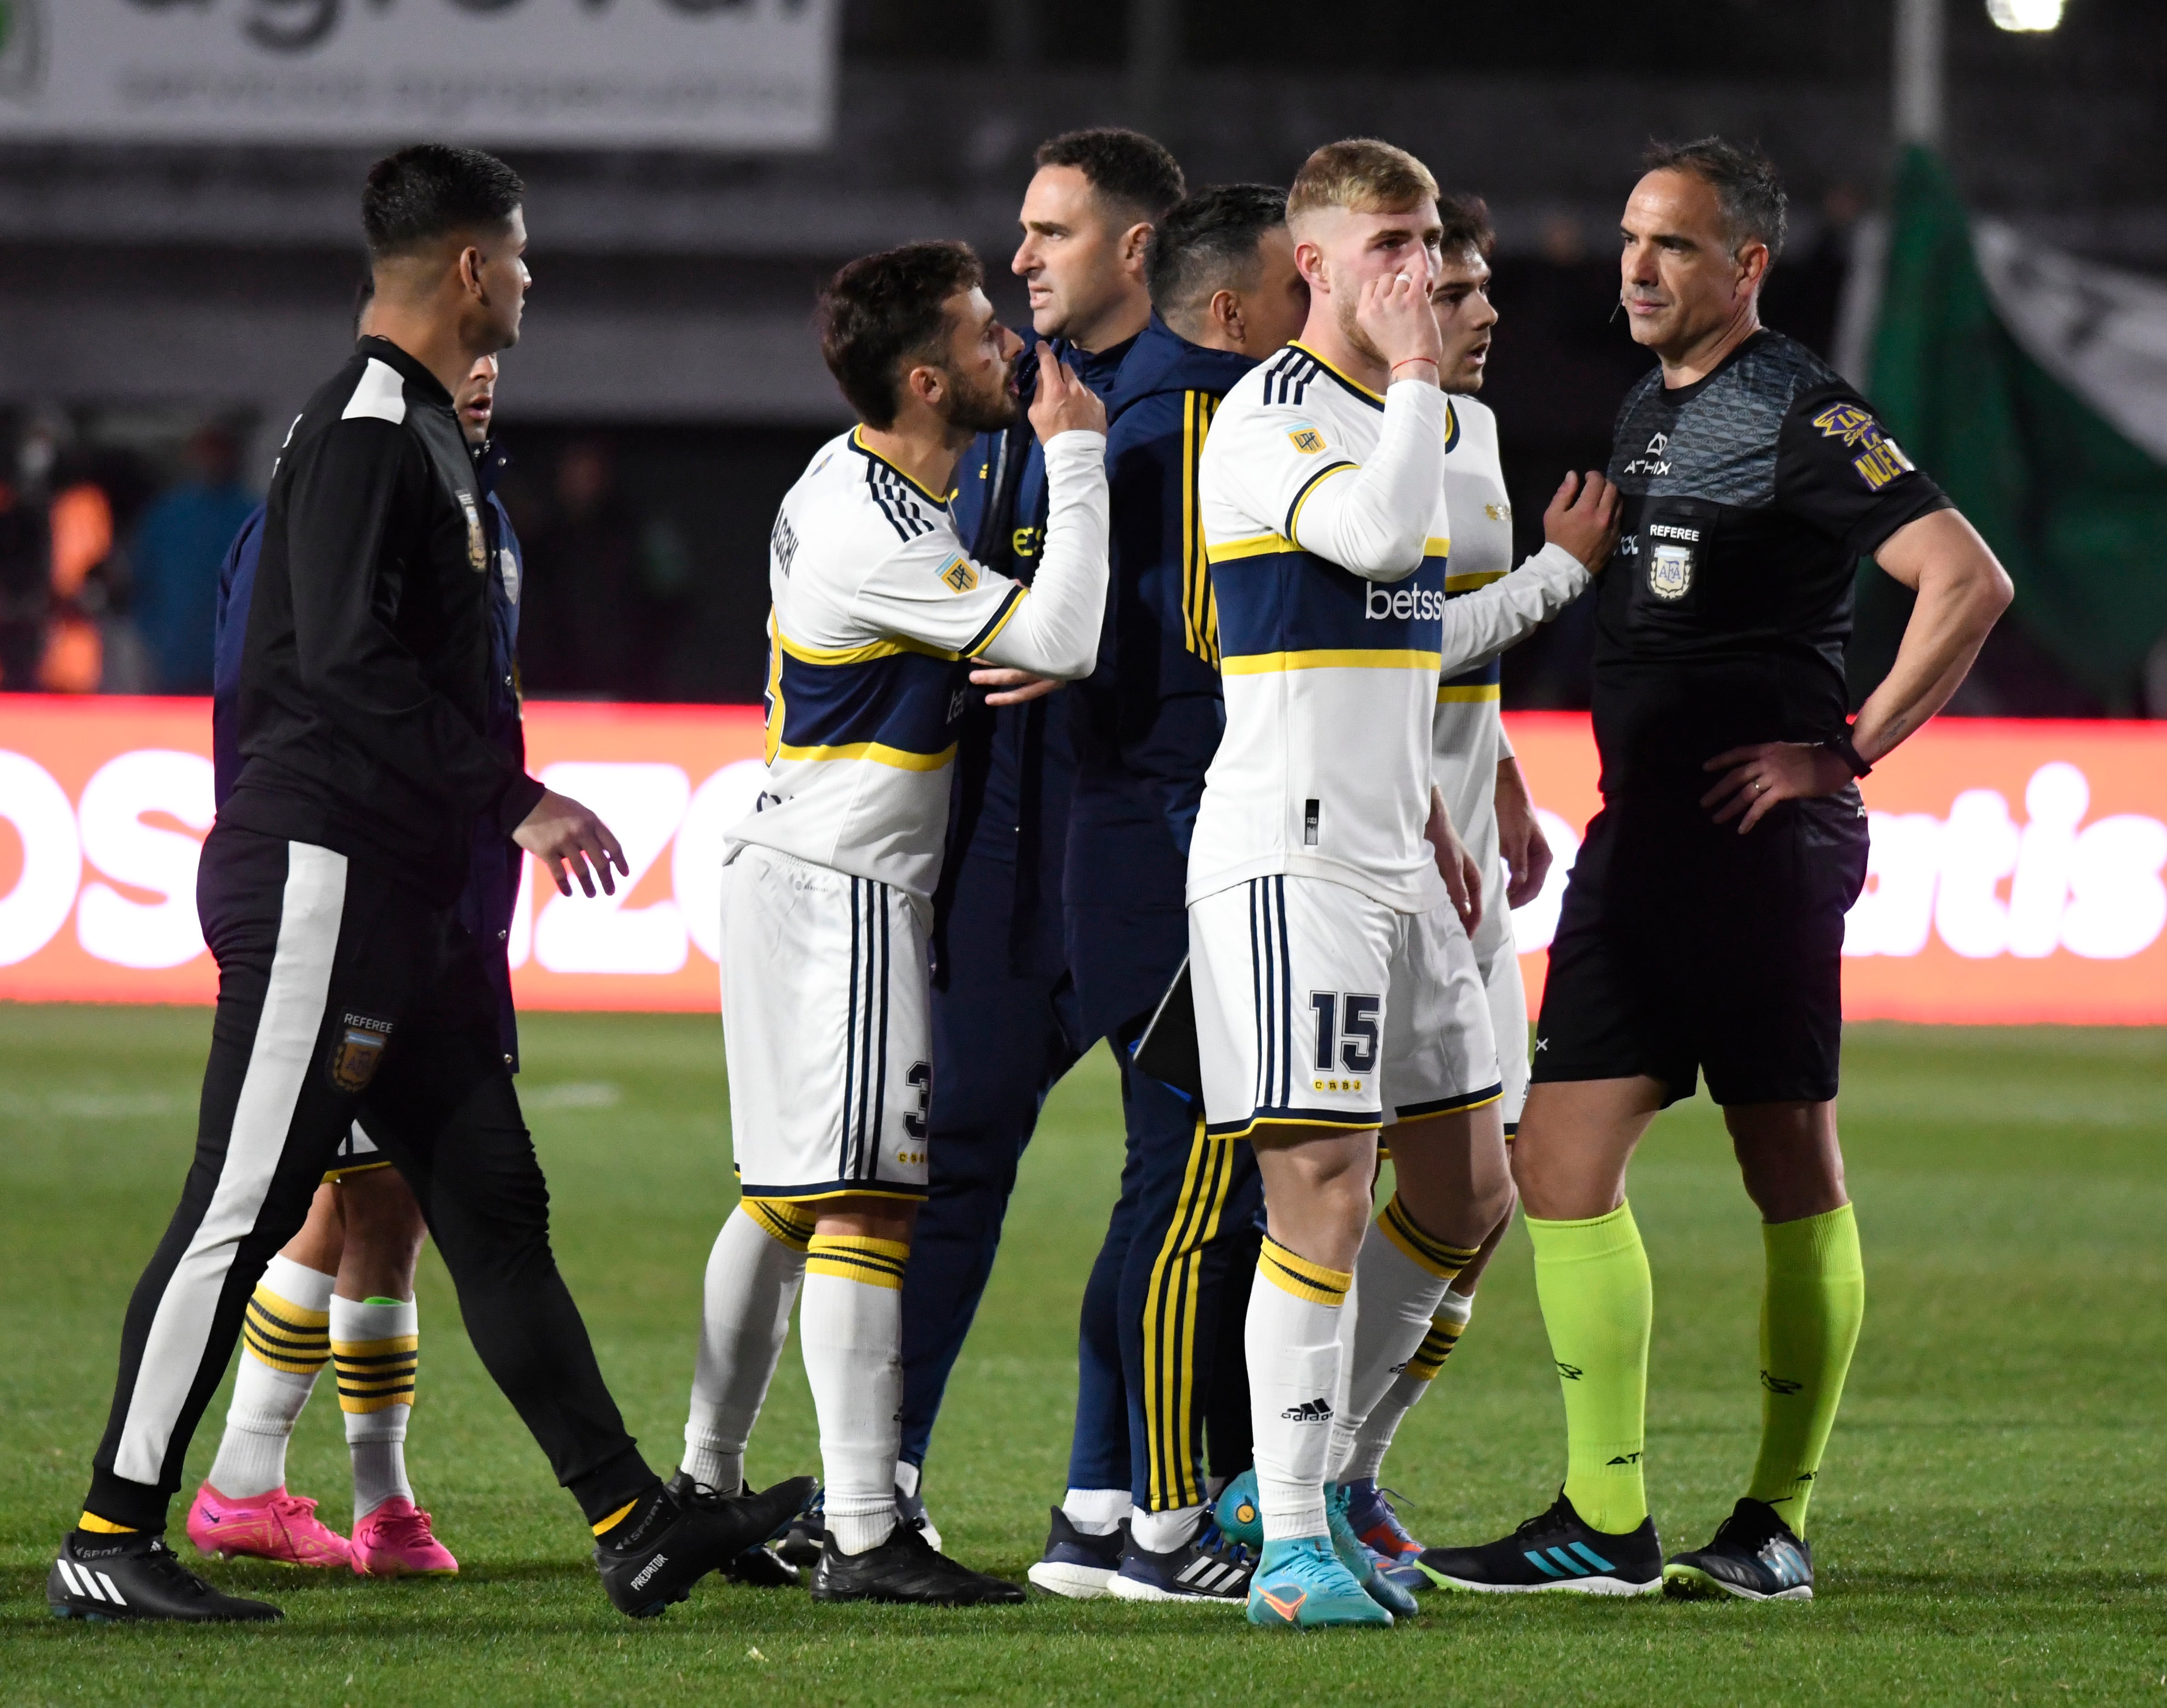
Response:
[86,822,649,1532]
[1531,790,1869,1109]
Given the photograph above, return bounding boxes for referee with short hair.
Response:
[50,144,808,1625]
[1418,139,2010,1603]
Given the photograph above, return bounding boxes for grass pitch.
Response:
[2,1004,2163,1704]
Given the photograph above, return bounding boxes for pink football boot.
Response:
[349,1497,459,1577]
[187,1482,352,1569]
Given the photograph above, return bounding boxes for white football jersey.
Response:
[727,428,1032,902]
[1433,393,1514,870]
[1191,345,1456,912]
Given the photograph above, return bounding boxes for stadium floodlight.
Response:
[1986,0,2064,30]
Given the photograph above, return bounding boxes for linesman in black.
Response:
[51,145,807,1625]
[1421,140,2010,1602]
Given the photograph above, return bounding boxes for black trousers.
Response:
[85,824,651,1532]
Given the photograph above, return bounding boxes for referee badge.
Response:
[328,1014,394,1094]
[460,493,486,573]
[1645,520,1700,602]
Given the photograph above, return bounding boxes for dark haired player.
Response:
[1028,183,1310,1604]
[50,144,809,1624]
[182,337,509,1584]
[888,128,1186,1550]
[1419,138,2010,1602]
[682,240,1108,1605]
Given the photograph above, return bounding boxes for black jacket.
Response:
[221,337,544,905]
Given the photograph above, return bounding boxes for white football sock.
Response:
[333,1293,417,1520]
[1247,1236,1352,1542]
[1341,1290,1474,1483]
[1130,1503,1204,1553]
[801,1235,908,1555]
[208,1256,335,1500]
[1329,1198,1474,1481]
[684,1203,809,1493]
[1062,1487,1129,1535]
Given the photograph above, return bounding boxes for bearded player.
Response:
[678,242,1108,1605]
[1188,138,1617,1630]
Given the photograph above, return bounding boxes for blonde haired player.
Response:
[1187,138,1618,1629]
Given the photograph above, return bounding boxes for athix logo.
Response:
[1623,430,1671,476]
[1555,1361,1583,1381]
[1606,1451,1643,1466]
[1365,583,1447,621]
[1761,1370,1804,1395]
[1281,1396,1334,1422]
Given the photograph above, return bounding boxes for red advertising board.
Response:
[2,698,2163,1023]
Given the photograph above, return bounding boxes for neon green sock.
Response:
[1526,1202,1652,1535]
[1746,1203,1864,1535]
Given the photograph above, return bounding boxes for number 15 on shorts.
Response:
[1310,991,1378,1094]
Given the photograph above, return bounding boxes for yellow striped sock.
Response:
[77,1512,138,1534]
[805,1234,910,1291]
[1404,1312,1468,1381]
[1376,1193,1480,1282]
[741,1196,817,1254]
[241,1285,331,1377]
[1257,1235,1351,1305]
[333,1333,419,1414]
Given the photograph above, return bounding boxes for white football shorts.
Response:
[1189,873,1501,1140]
[720,843,932,1202]
[1469,854,1531,1133]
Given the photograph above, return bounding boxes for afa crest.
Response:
[459,493,486,573]
[1287,425,1326,455]
[938,556,979,594]
[328,1014,394,1094]
[1649,541,1694,601]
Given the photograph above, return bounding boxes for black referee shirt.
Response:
[1597,329,1950,803]
[222,337,545,905]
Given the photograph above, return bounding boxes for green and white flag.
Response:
[1841,147,2167,711]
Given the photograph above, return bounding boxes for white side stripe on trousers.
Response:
[114,842,347,1486]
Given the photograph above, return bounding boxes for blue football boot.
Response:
[1245,1536,1393,1631]
[1327,1485,1418,1616]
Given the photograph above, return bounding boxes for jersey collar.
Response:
[848,427,955,508]
[354,335,454,408]
[1288,340,1385,410]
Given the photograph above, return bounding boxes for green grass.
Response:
[2,1006,2164,1703]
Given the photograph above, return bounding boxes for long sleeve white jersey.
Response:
[726,425,1109,902]
[1432,393,1516,872]
[1191,343,1586,912]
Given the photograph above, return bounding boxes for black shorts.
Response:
[1532,789,1869,1108]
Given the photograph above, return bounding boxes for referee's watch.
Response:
[1819,727,1873,779]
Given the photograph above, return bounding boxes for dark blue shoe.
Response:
[1342,1480,1428,1591]
[1107,1520,1252,1604]
[1025,1506,1129,1600]
[1416,1492,1662,1596]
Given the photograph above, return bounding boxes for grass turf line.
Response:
[1,1006,2162,1703]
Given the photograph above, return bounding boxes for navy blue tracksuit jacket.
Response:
[898,332,1135,1472]
[213,437,527,1069]
[1063,317,1266,1510]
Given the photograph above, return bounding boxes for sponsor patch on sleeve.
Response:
[1813,402,1917,492]
[938,556,980,594]
[1287,425,1326,455]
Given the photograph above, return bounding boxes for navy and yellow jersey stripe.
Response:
[1437,565,1508,698]
[1206,536,1452,677]
[765,620,966,773]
